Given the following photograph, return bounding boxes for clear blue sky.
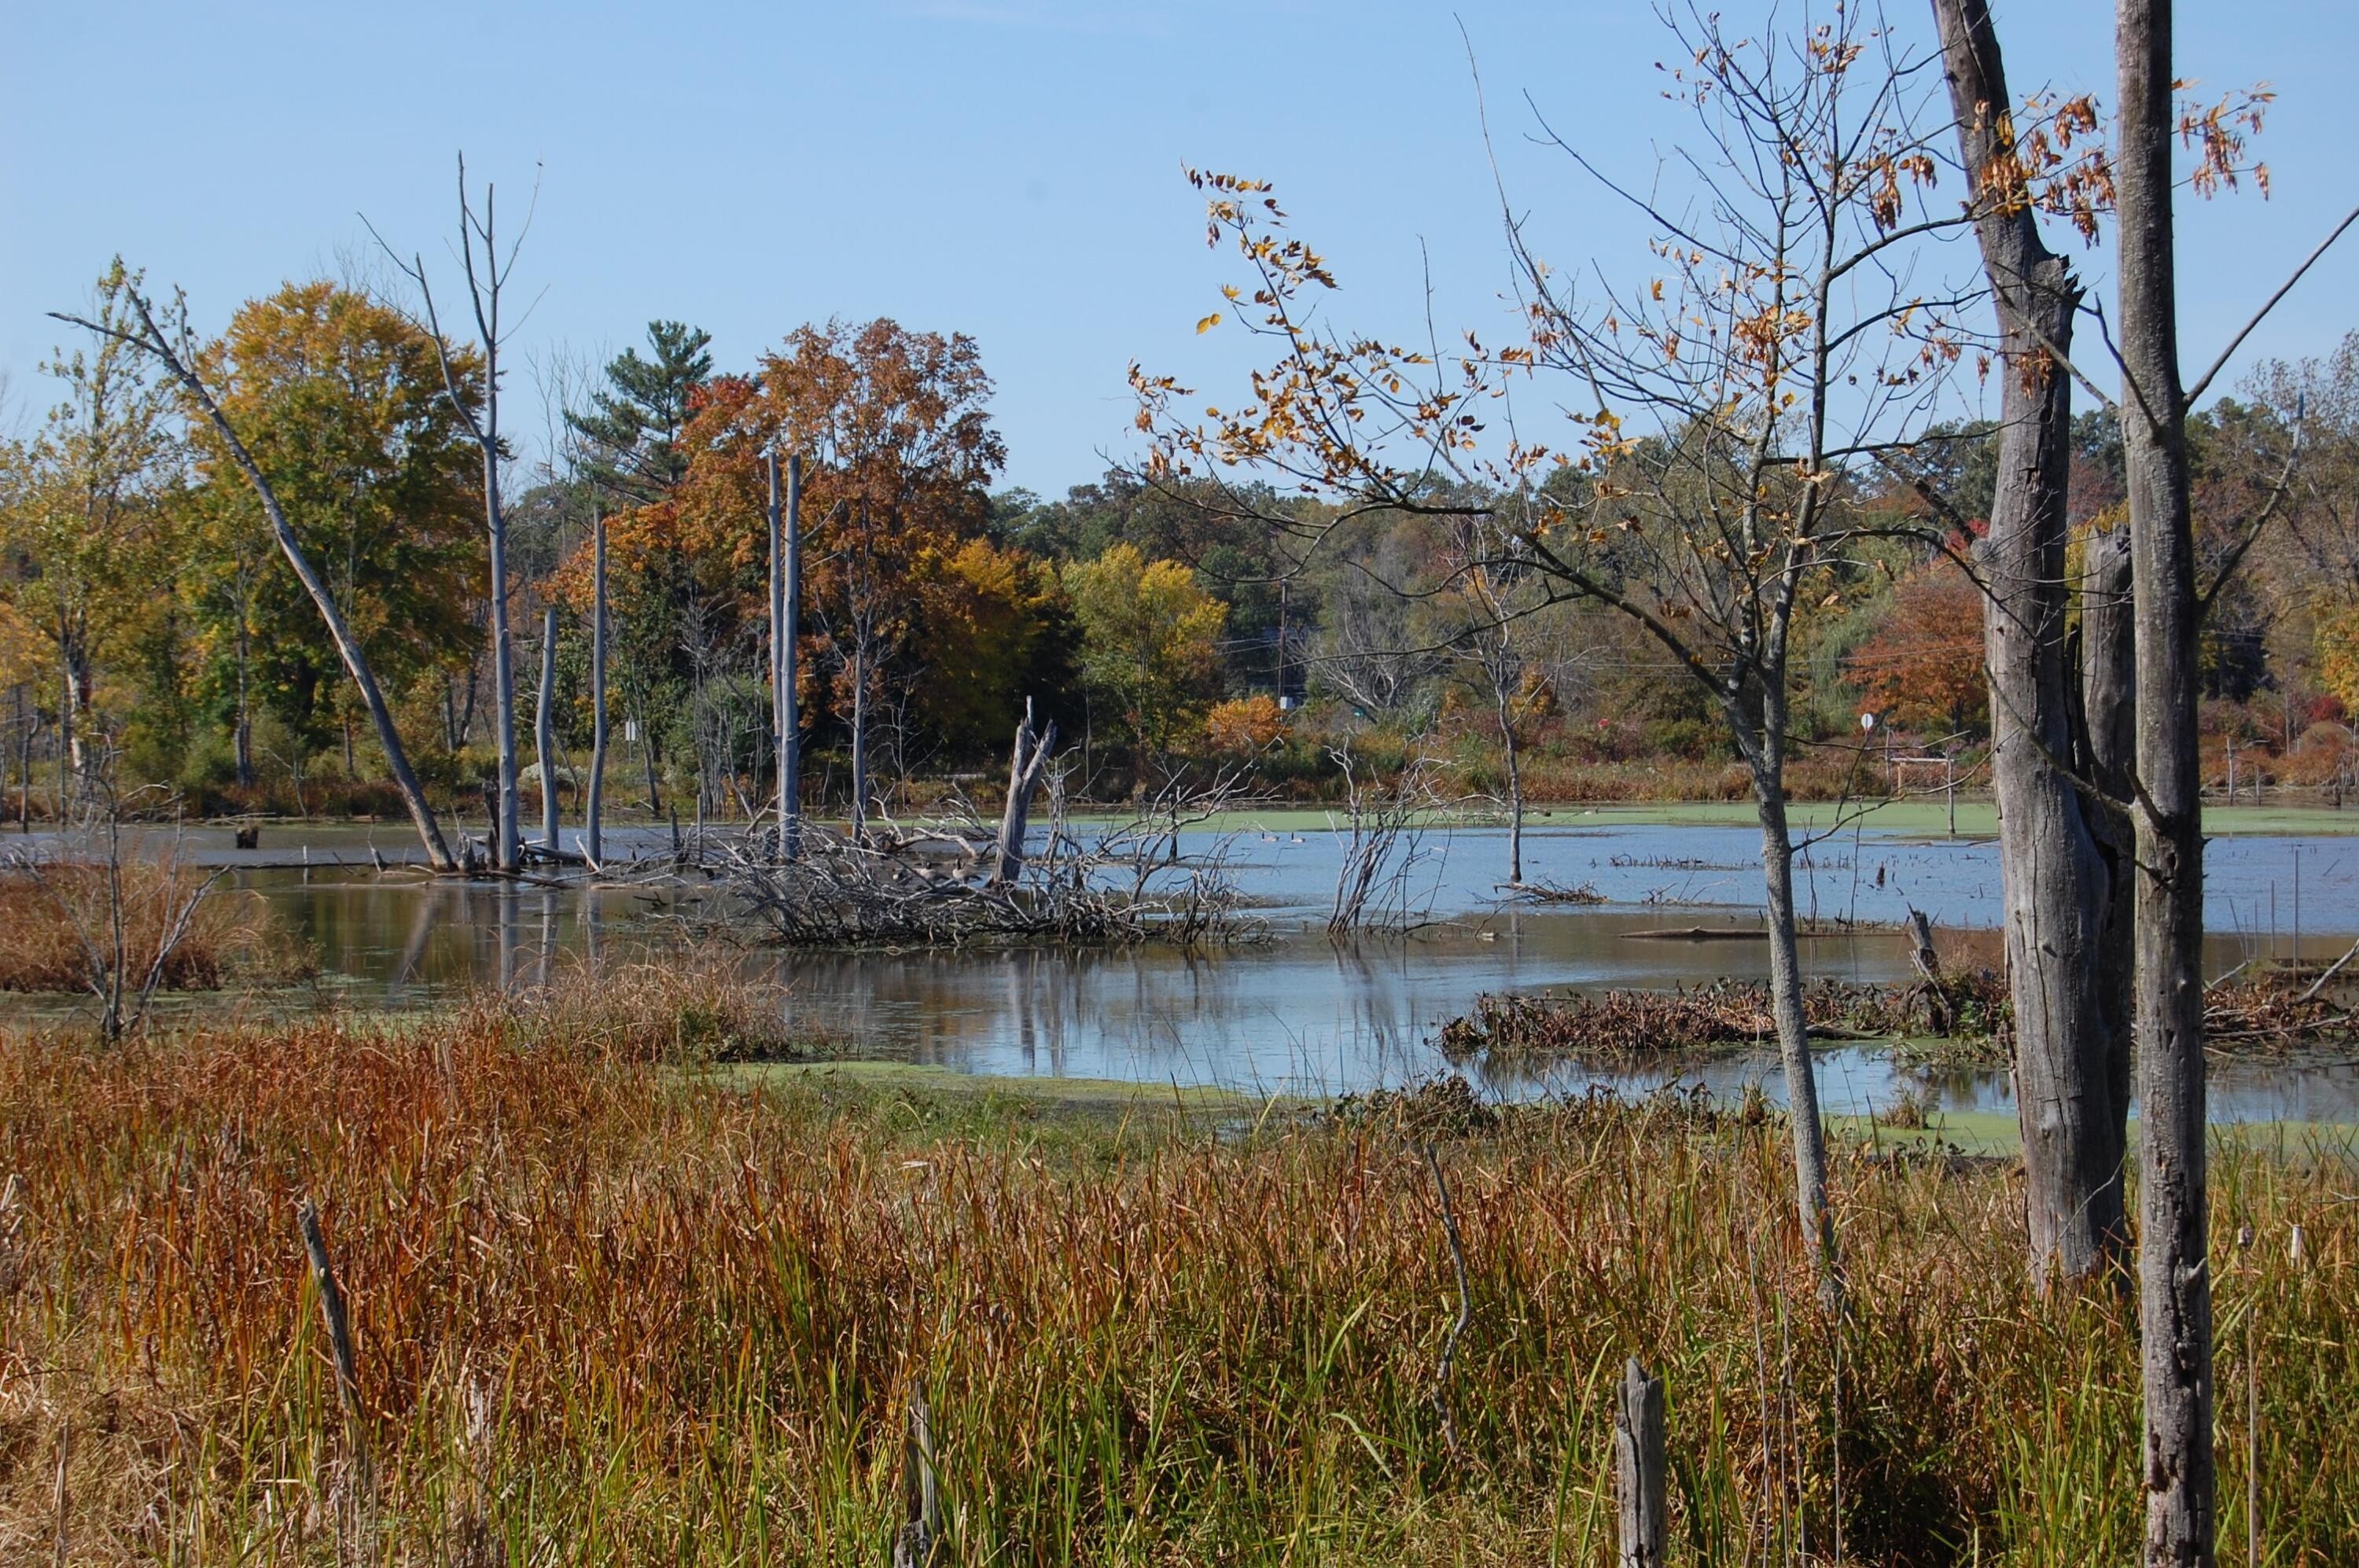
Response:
[7,2,2357,495]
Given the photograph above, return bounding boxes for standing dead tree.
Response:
[50,283,458,873]
[992,698,1056,885]
[1927,0,2134,1284]
[372,156,537,875]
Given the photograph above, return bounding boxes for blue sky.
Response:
[7,1,2357,495]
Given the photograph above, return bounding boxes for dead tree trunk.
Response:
[992,698,1057,885]
[2081,525,2138,1138]
[63,293,458,872]
[781,458,803,859]
[587,512,608,865]
[1614,1358,1667,1568]
[2117,2,2214,1557]
[1932,0,2132,1283]
[535,606,559,852]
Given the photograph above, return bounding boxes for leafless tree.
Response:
[371,156,539,875]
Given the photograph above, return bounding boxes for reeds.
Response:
[1,1003,2351,1564]
[0,856,311,994]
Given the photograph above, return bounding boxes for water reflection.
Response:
[203,821,2359,1124]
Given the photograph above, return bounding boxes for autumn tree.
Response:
[576,319,1010,832]
[1063,543,1227,778]
[1843,561,1988,736]
[0,263,182,796]
[184,282,483,786]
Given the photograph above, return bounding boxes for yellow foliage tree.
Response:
[1063,543,1226,770]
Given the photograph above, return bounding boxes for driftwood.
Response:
[1619,926,1769,942]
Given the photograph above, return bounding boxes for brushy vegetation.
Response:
[0,856,313,993]
[1,998,2353,1565]
[1434,975,2015,1070]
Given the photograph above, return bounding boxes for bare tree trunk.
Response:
[993,698,1055,885]
[2117,2,2214,1557]
[2082,526,2138,1128]
[486,451,521,872]
[781,458,802,859]
[1743,696,1838,1287]
[535,606,558,852]
[849,633,870,842]
[587,513,607,864]
[234,599,255,790]
[1495,678,1525,886]
[1932,0,2130,1283]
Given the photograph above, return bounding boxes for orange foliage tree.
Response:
[1843,565,1988,737]
[563,319,1027,821]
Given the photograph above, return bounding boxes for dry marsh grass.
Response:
[0,998,2351,1564]
[0,856,312,994]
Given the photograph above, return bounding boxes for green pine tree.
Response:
[568,320,713,502]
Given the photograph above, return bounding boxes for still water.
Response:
[206,819,2359,1126]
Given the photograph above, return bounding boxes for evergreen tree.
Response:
[568,321,712,502]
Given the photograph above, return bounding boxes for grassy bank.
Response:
[2,997,2353,1564]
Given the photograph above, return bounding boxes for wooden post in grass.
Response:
[297,1198,370,1499]
[1615,1358,1666,1567]
[893,1389,943,1568]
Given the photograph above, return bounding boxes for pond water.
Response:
[133,815,2354,1127]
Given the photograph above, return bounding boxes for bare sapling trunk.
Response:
[1932,0,2131,1283]
[535,607,559,852]
[1495,678,1525,887]
[2117,0,2214,1556]
[52,292,457,872]
[1747,723,1838,1290]
[587,513,608,865]
[993,698,1057,885]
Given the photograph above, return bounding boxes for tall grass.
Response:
[0,856,311,994]
[0,997,2351,1563]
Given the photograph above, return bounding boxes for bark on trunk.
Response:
[993,698,1056,885]
[780,458,803,860]
[587,514,607,865]
[1743,714,1838,1288]
[535,606,559,852]
[1932,0,2130,1283]
[486,445,521,873]
[2117,1,2215,1557]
